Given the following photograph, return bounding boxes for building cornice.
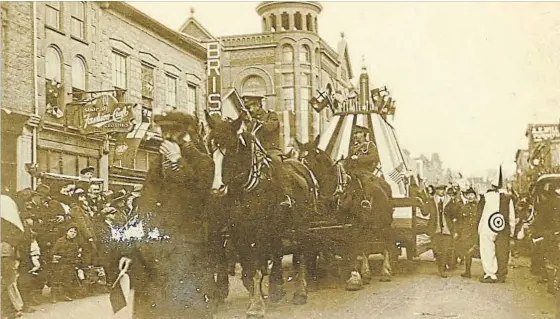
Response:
[256,1,323,15]
[103,2,207,60]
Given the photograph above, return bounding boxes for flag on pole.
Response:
[1,195,25,247]
[310,89,332,113]
[109,270,131,314]
[388,162,406,184]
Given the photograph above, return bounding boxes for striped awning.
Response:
[317,112,410,199]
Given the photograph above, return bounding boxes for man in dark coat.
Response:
[345,125,389,209]
[454,187,482,278]
[243,94,280,150]
[421,183,460,278]
[118,111,217,319]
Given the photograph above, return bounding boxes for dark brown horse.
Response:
[115,113,229,319]
[205,113,315,318]
[293,136,396,289]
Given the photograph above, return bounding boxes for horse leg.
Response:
[360,252,372,285]
[240,259,254,294]
[246,266,266,319]
[292,251,308,305]
[379,248,393,282]
[306,251,319,292]
[268,252,286,303]
[345,250,363,291]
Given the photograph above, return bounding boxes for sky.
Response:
[128,1,560,178]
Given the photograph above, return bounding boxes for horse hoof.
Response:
[379,276,392,282]
[268,289,286,303]
[292,294,307,305]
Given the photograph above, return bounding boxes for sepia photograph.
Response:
[1,1,559,318]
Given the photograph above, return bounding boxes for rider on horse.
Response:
[345,125,382,209]
[242,94,311,209]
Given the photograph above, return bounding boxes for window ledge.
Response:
[45,25,65,36]
[71,35,89,46]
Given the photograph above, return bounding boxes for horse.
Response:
[116,113,229,319]
[205,113,315,318]
[292,136,396,290]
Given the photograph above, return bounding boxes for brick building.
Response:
[180,1,356,149]
[1,1,208,191]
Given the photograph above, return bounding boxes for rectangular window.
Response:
[186,84,197,115]
[166,74,177,109]
[112,51,127,101]
[282,87,294,112]
[45,2,61,30]
[141,63,154,108]
[71,2,85,39]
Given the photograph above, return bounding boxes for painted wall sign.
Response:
[76,94,135,135]
[207,42,222,116]
[531,125,560,143]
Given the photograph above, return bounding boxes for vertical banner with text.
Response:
[207,42,222,117]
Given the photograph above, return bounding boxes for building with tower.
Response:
[179,1,356,149]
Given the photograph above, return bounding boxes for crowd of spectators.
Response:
[1,166,141,318]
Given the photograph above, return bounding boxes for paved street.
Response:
[22,252,557,319]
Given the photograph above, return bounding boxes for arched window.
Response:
[306,14,313,31]
[45,46,63,118]
[242,75,266,96]
[45,46,62,82]
[281,12,289,31]
[294,12,302,30]
[270,14,277,32]
[71,56,87,100]
[282,44,293,62]
[299,45,311,63]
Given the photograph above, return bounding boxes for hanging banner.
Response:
[113,105,153,167]
[74,94,135,135]
[530,124,560,143]
[207,42,222,116]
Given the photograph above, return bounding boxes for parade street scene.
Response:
[1,1,560,319]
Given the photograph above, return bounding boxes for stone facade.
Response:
[2,1,208,192]
[181,1,355,149]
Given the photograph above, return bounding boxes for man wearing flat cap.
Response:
[117,110,218,318]
[79,166,95,181]
[421,182,460,278]
[346,125,383,208]
[242,94,280,150]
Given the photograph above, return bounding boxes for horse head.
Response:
[205,112,253,196]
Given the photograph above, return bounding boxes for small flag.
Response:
[310,89,332,113]
[388,163,406,184]
[109,271,130,314]
[1,195,25,247]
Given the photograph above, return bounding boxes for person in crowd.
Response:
[531,183,560,283]
[86,183,104,217]
[96,206,120,285]
[79,166,95,182]
[454,187,482,278]
[50,225,82,303]
[421,183,460,278]
[478,171,516,283]
[68,189,97,266]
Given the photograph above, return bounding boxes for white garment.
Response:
[478,191,516,279]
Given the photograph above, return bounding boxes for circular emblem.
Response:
[488,212,505,232]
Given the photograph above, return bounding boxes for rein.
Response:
[242,122,272,193]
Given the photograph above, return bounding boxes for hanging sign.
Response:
[74,94,135,135]
[530,125,560,143]
[207,42,222,116]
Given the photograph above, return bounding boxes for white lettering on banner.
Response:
[531,125,560,142]
[207,42,222,115]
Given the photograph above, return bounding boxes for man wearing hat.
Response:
[346,125,382,208]
[478,168,516,283]
[118,110,219,318]
[454,187,482,278]
[79,166,95,181]
[242,94,280,150]
[421,182,460,277]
